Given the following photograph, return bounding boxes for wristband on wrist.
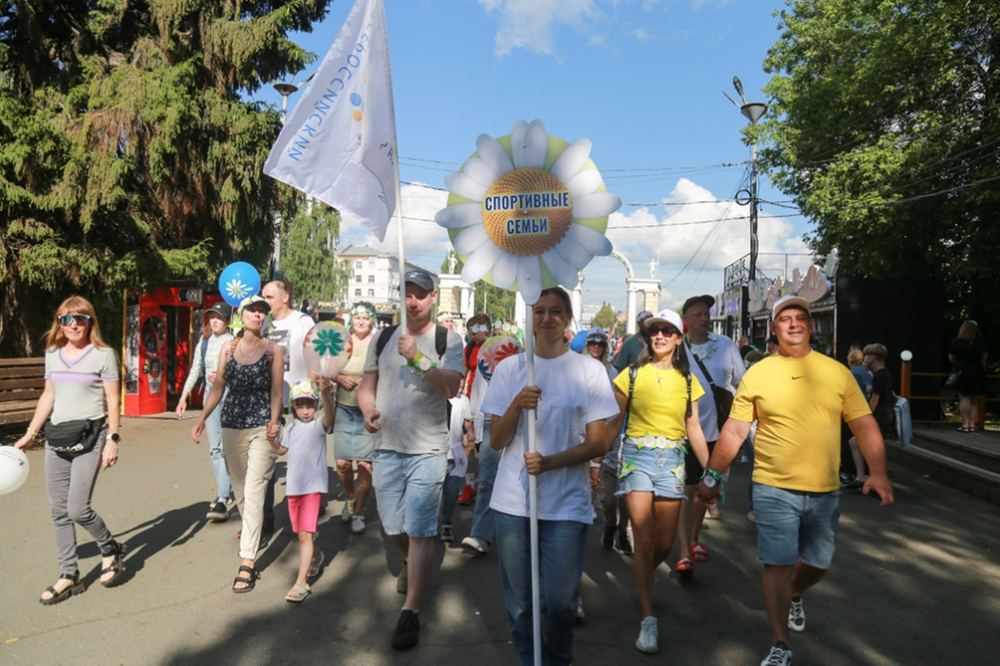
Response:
[702,468,727,503]
[590,461,602,469]
[407,351,437,376]
[27,426,40,437]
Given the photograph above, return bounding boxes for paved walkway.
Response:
[2,415,999,665]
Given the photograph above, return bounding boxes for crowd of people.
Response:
[31,277,1000,665]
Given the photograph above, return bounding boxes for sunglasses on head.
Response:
[587,338,607,346]
[58,314,91,326]
[647,325,680,337]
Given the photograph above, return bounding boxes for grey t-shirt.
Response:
[45,345,119,424]
[363,325,465,455]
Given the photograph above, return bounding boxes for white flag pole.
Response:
[393,137,407,332]
[523,305,541,666]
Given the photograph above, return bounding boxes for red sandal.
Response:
[675,557,694,577]
[691,542,709,562]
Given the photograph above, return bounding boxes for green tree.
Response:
[440,250,517,324]
[758,0,1000,357]
[278,204,346,304]
[592,302,618,331]
[0,0,331,355]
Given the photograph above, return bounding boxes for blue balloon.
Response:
[570,329,588,353]
[219,262,262,307]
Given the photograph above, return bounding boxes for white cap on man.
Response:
[772,295,810,320]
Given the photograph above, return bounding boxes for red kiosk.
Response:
[123,286,222,416]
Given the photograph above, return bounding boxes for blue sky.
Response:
[253,0,816,314]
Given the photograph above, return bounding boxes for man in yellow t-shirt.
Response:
[696,295,894,666]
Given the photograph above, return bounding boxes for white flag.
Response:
[264,0,397,241]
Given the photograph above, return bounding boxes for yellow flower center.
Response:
[481,168,573,257]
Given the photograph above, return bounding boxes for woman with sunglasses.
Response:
[331,302,378,534]
[607,308,709,654]
[192,295,283,592]
[481,287,619,665]
[15,296,127,604]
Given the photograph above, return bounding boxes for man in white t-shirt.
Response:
[262,279,316,530]
[679,294,745,566]
[358,269,464,650]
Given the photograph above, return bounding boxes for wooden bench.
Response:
[0,358,45,426]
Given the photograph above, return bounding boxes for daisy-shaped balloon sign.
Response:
[303,322,353,377]
[435,120,620,303]
[218,262,262,307]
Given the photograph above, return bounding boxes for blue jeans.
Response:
[493,511,588,666]
[470,415,498,543]
[753,483,840,569]
[441,459,463,526]
[372,450,447,538]
[204,386,230,500]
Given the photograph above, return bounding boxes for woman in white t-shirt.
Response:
[481,288,619,666]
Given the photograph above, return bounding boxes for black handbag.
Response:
[689,348,734,431]
[46,418,105,457]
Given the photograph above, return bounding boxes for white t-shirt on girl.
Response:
[481,352,619,523]
[279,416,333,496]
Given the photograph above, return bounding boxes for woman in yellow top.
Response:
[331,303,377,534]
[608,308,709,655]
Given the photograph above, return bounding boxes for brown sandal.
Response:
[100,540,128,587]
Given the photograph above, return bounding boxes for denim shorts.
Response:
[372,449,447,538]
[753,482,841,569]
[332,404,375,462]
[616,440,687,500]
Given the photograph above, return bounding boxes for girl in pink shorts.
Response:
[270,378,335,602]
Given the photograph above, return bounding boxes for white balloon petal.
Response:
[453,224,490,255]
[462,158,499,189]
[565,169,602,198]
[572,192,622,219]
[553,235,591,267]
[444,172,488,202]
[567,223,614,256]
[462,242,503,283]
[517,255,543,304]
[522,119,548,169]
[435,203,482,229]
[492,251,519,288]
[509,120,528,168]
[476,134,513,176]
[541,249,580,288]
[549,138,592,183]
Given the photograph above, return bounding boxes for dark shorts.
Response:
[684,440,716,486]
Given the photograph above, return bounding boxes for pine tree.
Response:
[0,0,333,354]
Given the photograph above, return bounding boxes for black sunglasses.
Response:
[58,314,92,326]
[647,325,680,337]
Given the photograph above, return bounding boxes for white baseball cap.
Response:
[772,295,810,320]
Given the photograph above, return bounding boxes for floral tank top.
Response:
[220,342,273,429]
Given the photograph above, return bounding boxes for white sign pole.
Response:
[523,305,541,666]
[393,137,407,333]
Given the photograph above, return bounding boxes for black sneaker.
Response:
[262,518,275,535]
[391,610,420,650]
[206,500,228,522]
[616,531,633,556]
[602,525,616,550]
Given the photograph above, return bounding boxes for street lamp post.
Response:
[270,75,313,277]
[725,76,767,338]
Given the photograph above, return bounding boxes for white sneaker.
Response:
[351,514,365,534]
[761,643,793,665]
[788,597,806,632]
[341,499,353,523]
[461,536,488,553]
[747,510,756,523]
[635,616,658,654]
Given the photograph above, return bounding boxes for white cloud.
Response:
[477,0,603,56]
[337,183,451,272]
[587,177,814,311]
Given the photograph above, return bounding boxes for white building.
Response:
[338,245,436,310]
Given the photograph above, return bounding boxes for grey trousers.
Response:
[45,439,114,574]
